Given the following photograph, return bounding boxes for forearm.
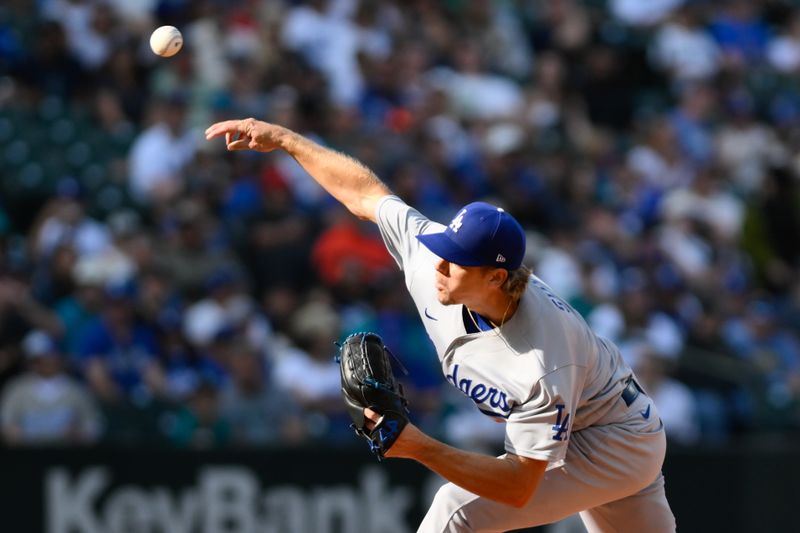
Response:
[278,129,392,221]
[397,428,545,508]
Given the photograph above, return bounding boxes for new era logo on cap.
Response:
[416,202,525,270]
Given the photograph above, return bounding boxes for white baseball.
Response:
[150,25,183,57]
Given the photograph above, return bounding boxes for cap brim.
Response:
[416,232,485,266]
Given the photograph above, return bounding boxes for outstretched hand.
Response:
[205,118,289,152]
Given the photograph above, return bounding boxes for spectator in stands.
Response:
[767,11,800,74]
[153,300,230,404]
[627,116,693,192]
[55,258,106,357]
[669,82,716,165]
[128,93,198,205]
[311,207,395,292]
[165,379,230,449]
[281,0,391,107]
[715,90,786,195]
[183,268,271,355]
[0,262,63,332]
[76,279,166,406]
[239,168,315,295]
[0,272,64,392]
[273,298,349,441]
[155,199,245,296]
[430,38,524,120]
[219,343,305,446]
[660,166,745,244]
[708,0,770,68]
[722,300,800,422]
[650,6,721,82]
[1,330,100,445]
[30,243,77,307]
[29,177,111,261]
[15,19,87,99]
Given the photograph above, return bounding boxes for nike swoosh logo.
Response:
[424,307,438,321]
[640,404,651,420]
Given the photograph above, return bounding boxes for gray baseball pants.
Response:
[418,395,676,532]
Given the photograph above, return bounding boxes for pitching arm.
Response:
[205,118,392,222]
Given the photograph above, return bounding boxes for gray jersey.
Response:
[375,196,635,468]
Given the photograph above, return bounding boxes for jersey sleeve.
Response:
[374,195,443,271]
[504,365,583,466]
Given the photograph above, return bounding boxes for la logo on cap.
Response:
[449,209,467,233]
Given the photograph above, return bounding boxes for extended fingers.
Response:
[226,138,251,151]
[205,118,280,152]
[205,120,246,140]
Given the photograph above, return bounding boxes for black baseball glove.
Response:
[336,332,409,459]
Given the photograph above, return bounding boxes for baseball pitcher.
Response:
[206,119,676,533]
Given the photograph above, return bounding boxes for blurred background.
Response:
[0,0,798,531]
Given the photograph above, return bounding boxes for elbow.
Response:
[494,481,536,508]
[348,193,385,223]
[508,487,535,508]
[505,471,540,508]
[493,454,546,508]
[350,207,375,222]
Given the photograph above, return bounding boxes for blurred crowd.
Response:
[0,0,799,452]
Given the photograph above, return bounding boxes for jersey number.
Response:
[552,404,570,441]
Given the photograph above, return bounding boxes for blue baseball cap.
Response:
[417,202,526,270]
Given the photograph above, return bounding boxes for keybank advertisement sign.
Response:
[0,448,439,533]
[47,466,430,533]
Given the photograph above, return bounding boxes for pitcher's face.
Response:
[433,258,492,306]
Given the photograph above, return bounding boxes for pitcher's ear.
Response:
[488,267,509,287]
